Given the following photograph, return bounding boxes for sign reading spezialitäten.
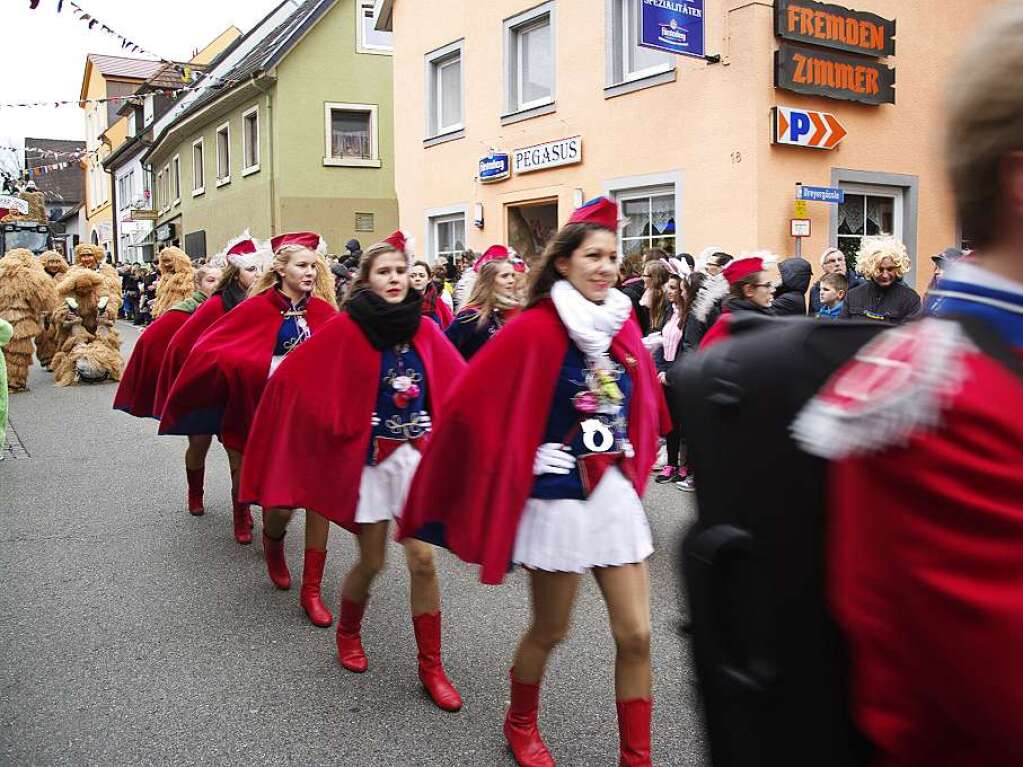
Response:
[776,43,895,105]
[640,0,705,60]
[775,0,896,58]
[513,136,582,175]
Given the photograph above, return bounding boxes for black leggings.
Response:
[666,426,684,467]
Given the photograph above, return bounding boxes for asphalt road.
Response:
[0,322,708,767]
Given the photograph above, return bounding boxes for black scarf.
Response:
[346,288,423,350]
[218,279,248,312]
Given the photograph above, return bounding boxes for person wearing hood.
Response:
[341,239,362,269]
[840,237,921,324]
[771,257,813,316]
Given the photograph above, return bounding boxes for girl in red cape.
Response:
[160,233,339,627]
[240,232,466,712]
[152,233,268,521]
[400,198,671,767]
[115,261,222,420]
[444,252,522,360]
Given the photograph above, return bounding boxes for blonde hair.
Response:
[343,241,409,305]
[193,264,221,290]
[464,258,521,329]
[855,236,911,281]
[945,2,1023,248]
[249,245,338,308]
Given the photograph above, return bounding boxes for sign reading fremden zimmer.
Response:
[776,43,895,105]
[513,136,582,175]
[775,0,896,58]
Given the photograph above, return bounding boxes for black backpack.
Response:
[668,315,884,767]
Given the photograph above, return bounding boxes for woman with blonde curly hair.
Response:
[160,233,338,626]
[841,236,921,324]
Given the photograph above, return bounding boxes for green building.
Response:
[144,0,396,258]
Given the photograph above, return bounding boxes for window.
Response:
[143,95,154,126]
[355,212,375,232]
[157,166,169,213]
[836,185,904,268]
[504,3,556,116]
[607,0,674,90]
[616,186,677,258]
[171,155,181,204]
[323,102,381,167]
[242,107,260,174]
[127,110,137,138]
[431,213,466,261]
[192,138,205,195]
[357,0,393,54]
[117,172,133,210]
[216,122,231,185]
[426,41,464,139]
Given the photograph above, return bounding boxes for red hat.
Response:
[722,256,765,285]
[568,196,619,231]
[383,230,408,253]
[474,244,512,272]
[226,238,256,257]
[270,231,326,254]
[219,230,270,270]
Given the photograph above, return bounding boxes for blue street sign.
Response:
[478,153,511,183]
[640,0,705,60]
[796,185,846,204]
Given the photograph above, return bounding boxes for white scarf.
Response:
[550,279,633,363]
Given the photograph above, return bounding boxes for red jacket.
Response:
[399,299,672,584]
[152,293,228,418]
[114,304,195,419]
[239,313,465,530]
[159,289,336,452]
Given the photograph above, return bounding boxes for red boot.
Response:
[262,532,291,590]
[503,669,555,767]
[336,598,368,672]
[232,497,253,544]
[412,612,463,712]
[300,548,333,627]
[186,467,205,516]
[616,698,652,767]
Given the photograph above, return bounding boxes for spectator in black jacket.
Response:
[841,236,921,324]
[772,257,813,316]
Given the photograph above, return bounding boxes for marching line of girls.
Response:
[114,198,668,766]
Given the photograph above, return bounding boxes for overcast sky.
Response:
[1,0,281,151]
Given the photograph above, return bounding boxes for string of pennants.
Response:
[28,0,165,59]
[0,145,92,160]
[0,76,242,110]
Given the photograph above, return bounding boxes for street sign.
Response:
[794,200,808,218]
[639,0,705,60]
[130,209,159,221]
[791,219,811,238]
[774,106,847,150]
[796,185,845,204]
[478,153,511,183]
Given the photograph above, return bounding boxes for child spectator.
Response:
[816,272,847,319]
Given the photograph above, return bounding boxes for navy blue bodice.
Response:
[530,344,633,500]
[272,294,311,356]
[445,308,503,361]
[366,345,431,465]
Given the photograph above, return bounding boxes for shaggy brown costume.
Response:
[35,250,70,367]
[152,247,195,318]
[50,267,123,386]
[73,244,122,314]
[0,248,57,391]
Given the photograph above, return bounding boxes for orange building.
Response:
[378,0,999,293]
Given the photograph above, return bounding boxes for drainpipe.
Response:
[251,71,277,236]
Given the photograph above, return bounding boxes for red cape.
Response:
[399,299,672,584]
[159,290,336,451]
[699,310,732,349]
[239,313,466,530]
[113,305,195,419]
[435,298,454,329]
[152,294,227,417]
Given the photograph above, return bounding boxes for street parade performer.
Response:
[159,233,337,601]
[0,248,55,391]
[400,198,671,766]
[152,234,269,526]
[791,6,1023,765]
[445,247,522,360]
[239,231,467,711]
[35,250,69,369]
[697,252,776,350]
[150,246,196,318]
[49,245,124,387]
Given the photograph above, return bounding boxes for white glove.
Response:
[620,439,635,459]
[416,412,433,432]
[533,443,576,476]
[371,412,381,427]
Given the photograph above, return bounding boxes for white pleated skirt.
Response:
[354,443,421,524]
[512,467,653,573]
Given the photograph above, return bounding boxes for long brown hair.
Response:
[643,260,670,329]
[667,273,687,330]
[464,258,521,329]
[526,222,609,307]
[343,241,407,306]
[249,245,338,308]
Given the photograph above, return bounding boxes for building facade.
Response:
[379,0,998,294]
[144,0,397,260]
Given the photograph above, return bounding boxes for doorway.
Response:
[507,199,558,265]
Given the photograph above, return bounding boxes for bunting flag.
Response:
[1,145,91,160]
[0,77,240,110]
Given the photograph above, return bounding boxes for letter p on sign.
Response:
[774,106,848,150]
